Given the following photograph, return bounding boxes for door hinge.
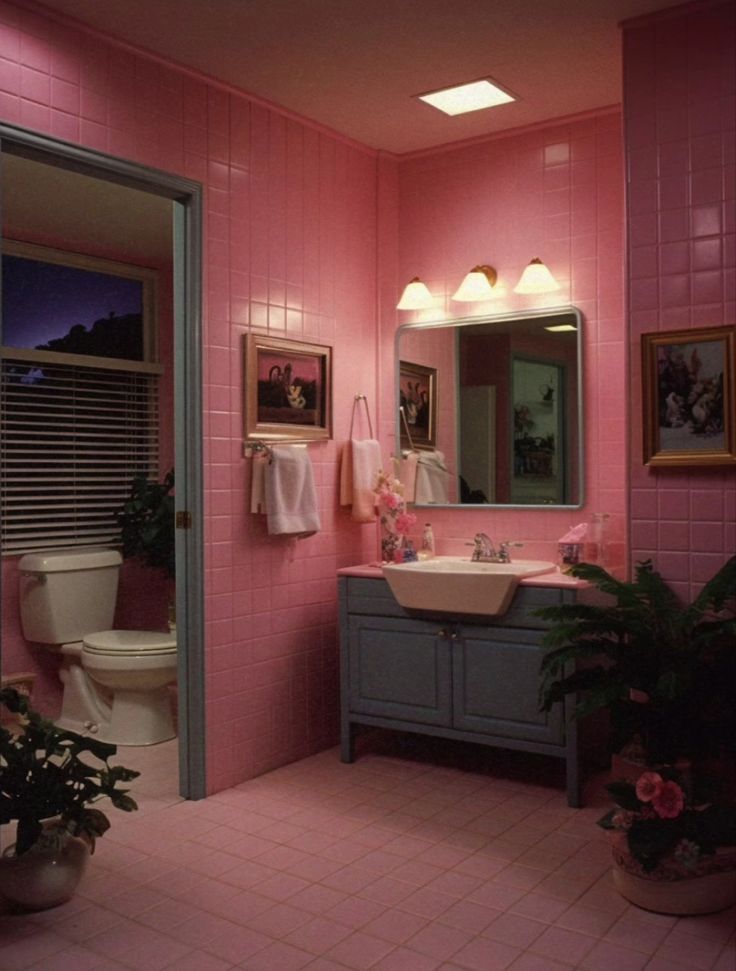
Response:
[176,510,193,530]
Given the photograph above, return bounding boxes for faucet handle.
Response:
[499,541,523,562]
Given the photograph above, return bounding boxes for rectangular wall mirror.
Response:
[396,307,583,508]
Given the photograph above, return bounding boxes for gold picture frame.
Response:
[399,360,437,450]
[642,325,735,467]
[244,335,332,443]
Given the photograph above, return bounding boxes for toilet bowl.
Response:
[82,631,177,745]
[18,548,178,746]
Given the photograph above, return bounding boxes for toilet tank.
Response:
[19,548,122,645]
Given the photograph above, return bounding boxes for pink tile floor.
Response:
[1,740,734,970]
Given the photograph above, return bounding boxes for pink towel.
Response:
[400,451,418,503]
[340,439,381,522]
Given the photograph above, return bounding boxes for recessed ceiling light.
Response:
[418,79,515,116]
[544,324,577,332]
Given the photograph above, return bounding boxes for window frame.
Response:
[1,239,163,556]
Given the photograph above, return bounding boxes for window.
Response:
[1,241,161,554]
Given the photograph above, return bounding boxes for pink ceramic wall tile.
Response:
[0,1,383,792]
[624,1,736,597]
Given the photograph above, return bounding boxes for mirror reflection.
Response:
[396,307,583,508]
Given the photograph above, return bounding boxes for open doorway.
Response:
[0,124,205,799]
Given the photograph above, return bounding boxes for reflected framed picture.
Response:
[642,325,735,466]
[399,360,437,449]
[244,334,332,443]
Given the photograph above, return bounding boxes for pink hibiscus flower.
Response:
[635,771,663,803]
[652,780,685,819]
[380,491,402,510]
[395,511,417,535]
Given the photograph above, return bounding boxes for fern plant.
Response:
[538,557,736,766]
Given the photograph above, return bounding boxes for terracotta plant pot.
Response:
[0,831,90,911]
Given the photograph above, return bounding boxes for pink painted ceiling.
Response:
[37,0,675,153]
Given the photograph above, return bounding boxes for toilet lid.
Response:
[82,629,176,655]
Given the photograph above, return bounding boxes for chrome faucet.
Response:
[470,533,496,562]
[469,534,524,563]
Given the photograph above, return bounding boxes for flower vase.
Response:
[381,529,402,564]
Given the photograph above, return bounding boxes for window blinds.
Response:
[1,356,159,554]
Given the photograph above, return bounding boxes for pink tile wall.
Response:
[0,1,381,792]
[623,0,736,602]
[384,112,628,568]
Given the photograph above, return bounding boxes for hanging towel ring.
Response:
[348,393,374,439]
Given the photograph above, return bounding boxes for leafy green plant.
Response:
[538,557,736,765]
[599,766,736,874]
[0,688,139,856]
[117,469,175,579]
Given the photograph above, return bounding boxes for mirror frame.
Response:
[395,305,585,510]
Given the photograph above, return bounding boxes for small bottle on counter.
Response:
[402,540,418,562]
[421,523,435,558]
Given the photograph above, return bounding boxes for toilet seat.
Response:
[83,630,176,656]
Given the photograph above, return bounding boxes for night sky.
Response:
[1,255,143,349]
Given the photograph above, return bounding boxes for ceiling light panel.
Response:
[418,79,515,116]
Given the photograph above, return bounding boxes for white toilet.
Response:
[19,548,177,745]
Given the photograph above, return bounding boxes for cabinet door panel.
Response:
[454,626,563,744]
[348,616,451,725]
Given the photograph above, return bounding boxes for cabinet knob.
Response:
[437,628,448,638]
[450,632,459,640]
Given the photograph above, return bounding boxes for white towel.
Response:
[415,450,450,504]
[250,453,268,514]
[339,439,381,522]
[265,445,320,538]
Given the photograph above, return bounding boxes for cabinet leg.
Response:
[340,723,356,763]
[565,745,582,807]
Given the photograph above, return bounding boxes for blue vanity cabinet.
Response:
[339,574,582,807]
[453,624,563,745]
[347,614,452,726]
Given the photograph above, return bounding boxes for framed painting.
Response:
[642,325,735,466]
[244,335,332,443]
[399,360,437,449]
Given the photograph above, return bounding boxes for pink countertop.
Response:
[337,561,590,589]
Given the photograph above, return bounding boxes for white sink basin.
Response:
[382,556,557,616]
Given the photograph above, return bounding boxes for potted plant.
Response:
[599,766,736,914]
[538,556,736,769]
[0,687,139,910]
[537,556,736,914]
[117,468,175,577]
[116,468,176,626]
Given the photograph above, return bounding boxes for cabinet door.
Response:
[453,626,563,745]
[348,615,452,726]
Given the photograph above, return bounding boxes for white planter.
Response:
[0,832,89,910]
[612,858,736,915]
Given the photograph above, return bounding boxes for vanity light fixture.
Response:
[396,276,434,310]
[419,79,515,116]
[451,264,498,301]
[514,258,560,294]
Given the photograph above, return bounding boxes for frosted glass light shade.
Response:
[397,277,434,310]
[419,80,515,116]
[452,264,497,301]
[514,258,559,294]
